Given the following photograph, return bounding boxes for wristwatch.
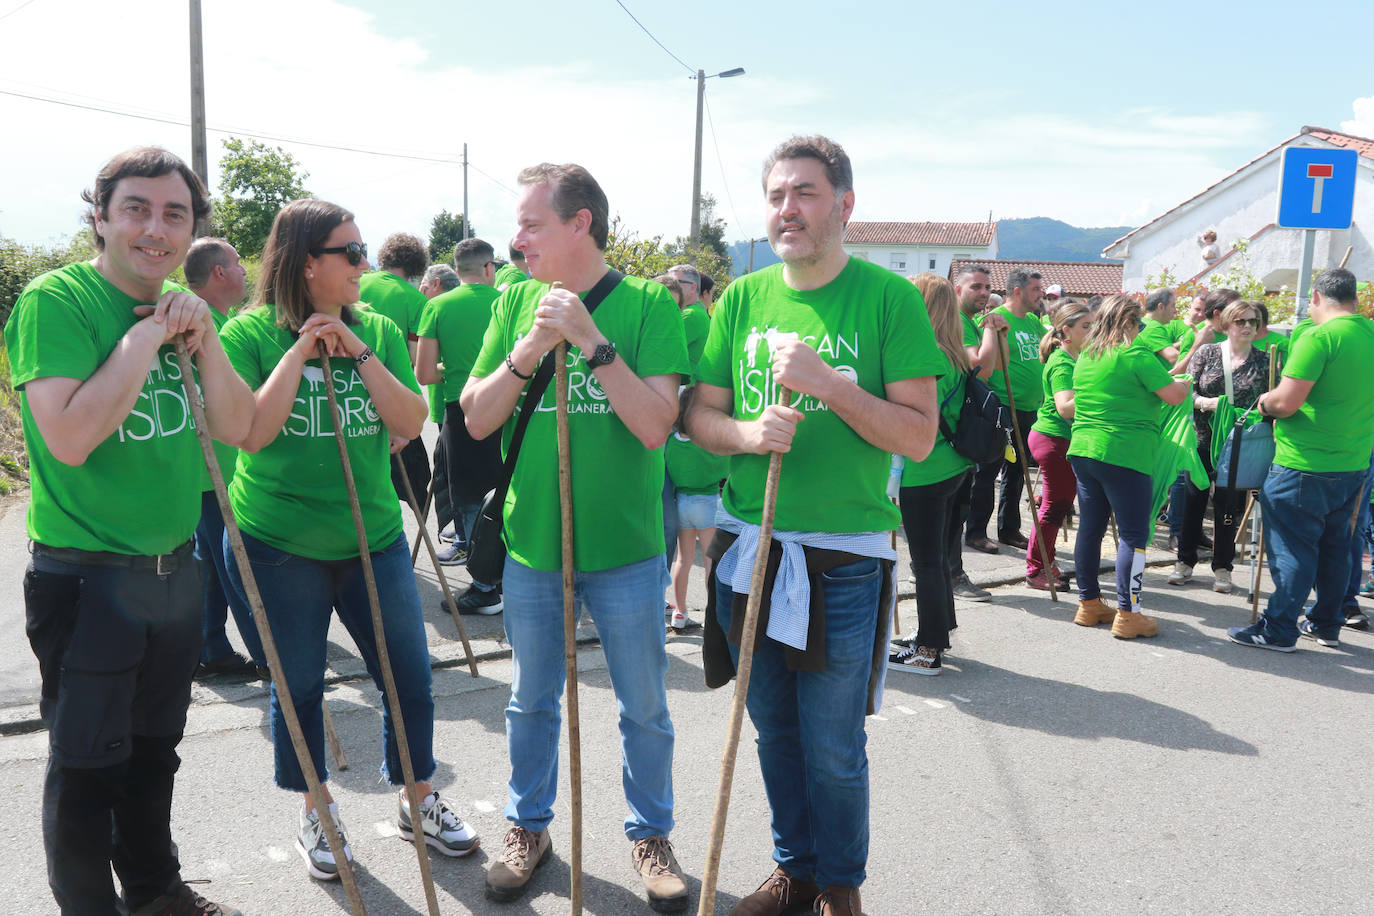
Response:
[586,341,617,370]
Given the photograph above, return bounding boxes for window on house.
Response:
[928,257,937,270]
[890,253,906,271]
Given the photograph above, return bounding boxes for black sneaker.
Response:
[130,881,242,915]
[194,652,258,680]
[888,644,941,675]
[457,585,504,616]
[1345,609,1371,630]
[951,573,990,602]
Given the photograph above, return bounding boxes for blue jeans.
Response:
[221,532,436,791]
[195,490,264,666]
[1258,464,1368,643]
[502,554,675,839]
[1342,456,1374,604]
[714,556,881,889]
[1069,457,1152,611]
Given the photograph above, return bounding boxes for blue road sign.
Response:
[1276,147,1358,230]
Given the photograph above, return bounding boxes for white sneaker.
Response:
[1168,562,1193,585]
[1213,568,1233,593]
[670,609,689,630]
[398,790,480,857]
[297,803,352,881]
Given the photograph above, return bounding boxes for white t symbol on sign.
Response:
[1307,163,1334,213]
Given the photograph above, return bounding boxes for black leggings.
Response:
[898,471,967,650]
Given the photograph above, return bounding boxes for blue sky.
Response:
[1,0,1370,253]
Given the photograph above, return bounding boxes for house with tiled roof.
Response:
[843,220,998,278]
[947,259,1123,297]
[1104,126,1374,292]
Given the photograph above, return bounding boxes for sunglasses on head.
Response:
[310,240,368,266]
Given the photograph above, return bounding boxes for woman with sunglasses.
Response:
[219,198,479,881]
[1171,300,1270,593]
[1024,300,1091,590]
[1067,295,1190,637]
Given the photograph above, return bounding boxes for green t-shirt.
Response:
[1031,346,1076,440]
[220,305,420,560]
[960,310,980,349]
[5,262,204,554]
[987,306,1046,409]
[665,430,728,495]
[203,307,239,490]
[493,263,528,290]
[417,282,500,405]
[1289,318,1314,348]
[1067,341,1176,476]
[426,373,444,424]
[1275,314,1374,472]
[682,302,710,377]
[697,258,946,532]
[358,271,426,339]
[901,351,971,487]
[1177,322,1224,357]
[1137,316,1178,366]
[469,274,690,571]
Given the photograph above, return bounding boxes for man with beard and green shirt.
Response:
[966,266,1045,553]
[1137,287,1182,368]
[417,238,506,612]
[7,147,252,916]
[462,162,692,909]
[687,135,943,916]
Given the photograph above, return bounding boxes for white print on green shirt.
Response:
[738,325,860,415]
[117,348,199,443]
[282,364,382,439]
[517,338,619,417]
[1011,328,1040,361]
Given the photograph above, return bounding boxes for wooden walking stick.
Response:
[697,386,791,916]
[319,345,441,916]
[394,452,480,677]
[410,473,436,567]
[998,329,1057,601]
[549,283,585,915]
[321,697,349,771]
[174,340,367,915]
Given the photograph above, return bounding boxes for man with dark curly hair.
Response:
[360,232,432,505]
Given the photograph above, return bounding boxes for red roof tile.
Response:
[947,259,1123,297]
[1103,125,1374,255]
[844,220,996,247]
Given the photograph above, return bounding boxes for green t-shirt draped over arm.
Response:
[416,282,500,405]
[5,262,205,554]
[1275,314,1374,472]
[696,258,946,532]
[1067,341,1176,476]
[665,431,728,495]
[220,306,420,560]
[358,272,426,339]
[901,351,971,488]
[1031,346,1075,440]
[468,275,691,572]
[681,302,711,378]
[987,306,1047,409]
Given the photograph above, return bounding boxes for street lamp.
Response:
[691,66,745,246]
[748,235,769,273]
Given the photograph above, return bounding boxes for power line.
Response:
[704,95,750,240]
[612,0,694,74]
[0,86,519,196]
[0,0,39,23]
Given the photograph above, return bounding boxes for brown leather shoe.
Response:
[631,835,689,912]
[730,866,820,915]
[965,536,1001,555]
[814,885,862,915]
[485,826,551,902]
[1073,597,1116,627]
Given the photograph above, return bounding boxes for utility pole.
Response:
[691,69,705,246]
[188,0,208,193]
[462,142,470,241]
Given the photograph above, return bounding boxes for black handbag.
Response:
[937,368,1011,465]
[465,270,624,585]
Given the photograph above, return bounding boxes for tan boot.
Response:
[485,826,551,902]
[631,836,689,912]
[814,885,862,915]
[730,866,820,915]
[1111,609,1160,639]
[1073,597,1116,626]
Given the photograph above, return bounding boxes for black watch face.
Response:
[590,343,615,367]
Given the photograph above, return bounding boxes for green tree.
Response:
[0,229,97,327]
[212,137,309,258]
[666,194,733,284]
[428,209,474,263]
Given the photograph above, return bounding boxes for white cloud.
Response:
[0,0,1279,253]
[1340,96,1374,137]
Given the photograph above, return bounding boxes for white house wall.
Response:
[1115,138,1373,291]
[842,241,998,277]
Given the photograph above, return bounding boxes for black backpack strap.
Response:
[489,269,626,501]
[1226,415,1245,490]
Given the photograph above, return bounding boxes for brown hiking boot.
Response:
[1073,597,1115,627]
[813,885,862,915]
[631,835,689,912]
[1111,609,1160,639]
[731,866,820,915]
[485,826,551,903]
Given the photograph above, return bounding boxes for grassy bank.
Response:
[0,346,29,498]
